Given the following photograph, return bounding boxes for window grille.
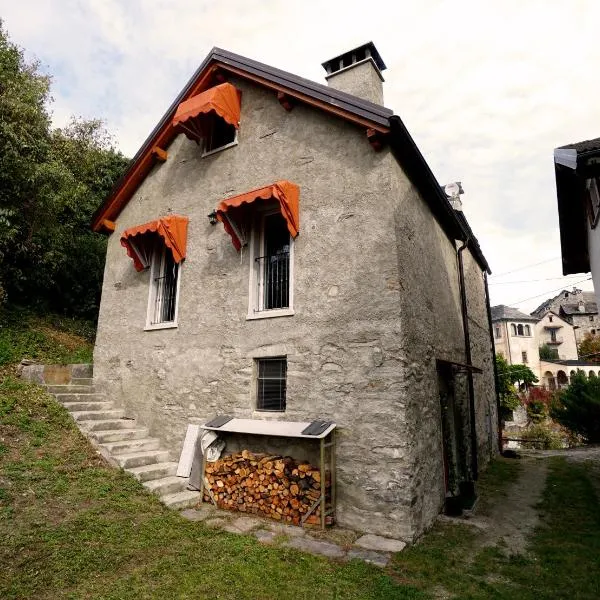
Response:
[522,351,528,364]
[150,249,179,325]
[256,357,287,412]
[254,212,291,311]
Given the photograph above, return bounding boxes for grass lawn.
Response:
[1,375,600,599]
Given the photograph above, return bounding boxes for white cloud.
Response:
[2,0,598,312]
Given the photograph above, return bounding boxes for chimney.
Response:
[578,300,586,312]
[322,42,386,105]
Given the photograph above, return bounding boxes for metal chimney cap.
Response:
[321,42,386,74]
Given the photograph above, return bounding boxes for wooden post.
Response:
[199,451,207,504]
[330,429,336,523]
[320,437,326,530]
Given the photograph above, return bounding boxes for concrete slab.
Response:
[346,548,390,568]
[254,530,277,544]
[283,536,345,559]
[268,523,306,537]
[354,534,406,553]
[180,508,213,522]
[231,516,263,533]
[204,517,228,528]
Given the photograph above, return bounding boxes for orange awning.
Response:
[120,215,189,272]
[172,82,241,142]
[216,181,300,251]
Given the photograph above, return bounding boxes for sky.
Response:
[2,0,598,313]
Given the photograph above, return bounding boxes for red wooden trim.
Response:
[218,62,390,133]
[101,219,116,233]
[151,146,168,162]
[277,92,295,111]
[92,61,390,231]
[367,128,387,151]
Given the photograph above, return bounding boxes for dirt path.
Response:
[466,457,548,555]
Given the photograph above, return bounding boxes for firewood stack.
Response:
[203,449,331,525]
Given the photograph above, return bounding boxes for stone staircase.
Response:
[23,363,200,509]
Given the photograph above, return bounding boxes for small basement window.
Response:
[256,357,287,412]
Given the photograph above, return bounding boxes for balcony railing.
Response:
[546,337,563,345]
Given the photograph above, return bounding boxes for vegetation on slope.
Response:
[0,307,93,366]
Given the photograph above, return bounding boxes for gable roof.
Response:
[91,47,490,273]
[536,309,572,326]
[490,305,539,322]
[561,301,598,315]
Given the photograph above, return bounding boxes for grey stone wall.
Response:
[94,74,496,541]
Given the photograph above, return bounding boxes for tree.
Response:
[539,344,558,360]
[0,22,129,320]
[495,355,539,420]
[551,371,600,443]
[578,333,600,364]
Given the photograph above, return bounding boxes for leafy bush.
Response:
[519,424,564,450]
[551,372,600,443]
[496,355,538,420]
[539,344,558,360]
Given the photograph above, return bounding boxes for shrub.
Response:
[551,372,600,443]
[519,424,564,450]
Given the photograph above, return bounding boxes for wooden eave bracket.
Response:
[151,146,168,162]
[100,219,116,234]
[277,92,295,112]
[367,128,388,151]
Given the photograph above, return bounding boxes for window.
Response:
[256,357,287,412]
[248,210,294,318]
[524,325,531,336]
[517,324,524,336]
[586,177,600,228]
[511,324,517,336]
[146,243,180,329]
[494,326,501,339]
[549,315,553,323]
[521,351,528,364]
[590,316,595,322]
[203,115,237,155]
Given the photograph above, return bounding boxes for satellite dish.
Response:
[444,182,461,198]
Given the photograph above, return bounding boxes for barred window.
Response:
[256,357,287,412]
[147,245,180,327]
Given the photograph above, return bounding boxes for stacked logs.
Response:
[203,450,331,526]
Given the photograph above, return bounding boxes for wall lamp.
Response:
[207,210,218,225]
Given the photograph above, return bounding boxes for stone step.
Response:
[71,377,93,386]
[54,393,106,403]
[127,461,179,482]
[78,418,137,431]
[102,438,161,455]
[89,428,149,443]
[61,401,114,413]
[115,450,170,469]
[46,385,95,394]
[71,409,125,422]
[161,490,201,510]
[143,476,189,496]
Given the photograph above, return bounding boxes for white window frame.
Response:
[247,207,294,320]
[144,245,182,331]
[586,177,600,228]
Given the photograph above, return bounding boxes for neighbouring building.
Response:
[491,305,539,367]
[531,288,598,344]
[91,43,498,541]
[554,138,600,306]
[491,303,598,388]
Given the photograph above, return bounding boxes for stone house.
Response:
[532,288,598,344]
[491,305,540,367]
[91,43,497,541]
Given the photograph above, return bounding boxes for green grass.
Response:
[2,377,599,599]
[0,377,423,600]
[390,457,600,599]
[0,306,94,365]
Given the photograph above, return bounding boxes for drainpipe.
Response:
[484,272,502,454]
[457,238,479,481]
